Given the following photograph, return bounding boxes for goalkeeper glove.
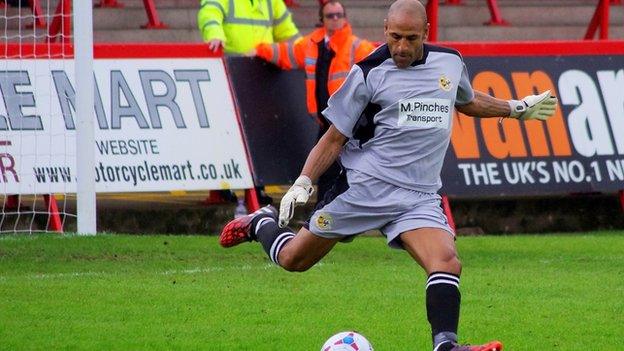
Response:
[508,90,558,121]
[278,175,314,228]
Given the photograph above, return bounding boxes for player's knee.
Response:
[447,255,462,275]
[278,251,312,272]
[428,250,462,275]
[441,251,462,275]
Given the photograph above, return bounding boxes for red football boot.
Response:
[219,205,277,248]
[448,341,503,351]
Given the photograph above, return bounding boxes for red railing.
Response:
[96,0,124,8]
[426,0,622,42]
[18,0,168,42]
[47,0,71,43]
[5,1,619,43]
[584,0,621,40]
[426,0,508,42]
[140,0,167,29]
[483,0,509,26]
[96,0,167,28]
[27,0,47,28]
[285,0,301,7]
[426,0,440,42]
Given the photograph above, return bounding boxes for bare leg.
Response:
[277,227,341,272]
[220,206,339,271]
[399,227,461,275]
[399,227,462,350]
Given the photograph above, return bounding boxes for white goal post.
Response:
[73,0,96,234]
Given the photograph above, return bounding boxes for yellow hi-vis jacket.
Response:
[198,0,301,55]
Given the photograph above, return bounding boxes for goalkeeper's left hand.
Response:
[508,90,558,121]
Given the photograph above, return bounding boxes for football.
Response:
[321,331,374,351]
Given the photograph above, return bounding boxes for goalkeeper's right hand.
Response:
[508,90,558,121]
[278,175,314,228]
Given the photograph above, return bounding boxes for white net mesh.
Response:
[1,0,76,233]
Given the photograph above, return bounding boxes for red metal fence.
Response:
[1,1,620,42]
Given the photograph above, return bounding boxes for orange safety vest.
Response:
[256,23,376,117]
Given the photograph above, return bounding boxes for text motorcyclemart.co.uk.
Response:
[32,159,245,186]
[94,159,244,185]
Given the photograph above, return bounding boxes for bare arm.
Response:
[300,125,347,182]
[456,90,511,118]
[277,125,347,227]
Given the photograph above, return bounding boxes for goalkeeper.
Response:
[219,0,556,350]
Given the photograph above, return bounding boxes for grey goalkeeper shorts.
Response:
[307,169,454,249]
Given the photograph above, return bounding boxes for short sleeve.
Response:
[455,61,474,106]
[321,66,371,138]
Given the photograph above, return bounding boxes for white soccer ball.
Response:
[321,331,374,351]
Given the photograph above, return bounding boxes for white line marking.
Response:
[0,262,327,282]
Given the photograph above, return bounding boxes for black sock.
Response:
[251,215,295,265]
[435,341,455,351]
[426,272,461,350]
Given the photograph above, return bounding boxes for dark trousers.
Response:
[316,160,341,205]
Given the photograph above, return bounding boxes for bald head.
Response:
[384,0,429,68]
[387,0,427,25]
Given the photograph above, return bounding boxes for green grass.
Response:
[1,232,623,350]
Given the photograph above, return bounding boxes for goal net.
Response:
[1,0,95,234]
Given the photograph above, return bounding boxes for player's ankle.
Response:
[433,341,454,351]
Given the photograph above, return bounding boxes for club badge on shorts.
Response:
[439,75,452,91]
[315,213,333,231]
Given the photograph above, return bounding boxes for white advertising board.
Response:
[0,58,253,194]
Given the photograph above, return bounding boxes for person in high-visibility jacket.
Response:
[198,0,301,55]
[198,0,300,205]
[253,0,377,204]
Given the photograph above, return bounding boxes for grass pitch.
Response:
[1,232,622,350]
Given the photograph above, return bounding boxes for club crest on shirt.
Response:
[315,213,333,231]
[439,75,452,91]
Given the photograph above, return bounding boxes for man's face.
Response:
[384,13,429,69]
[322,3,346,34]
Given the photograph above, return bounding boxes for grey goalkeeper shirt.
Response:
[322,43,474,193]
